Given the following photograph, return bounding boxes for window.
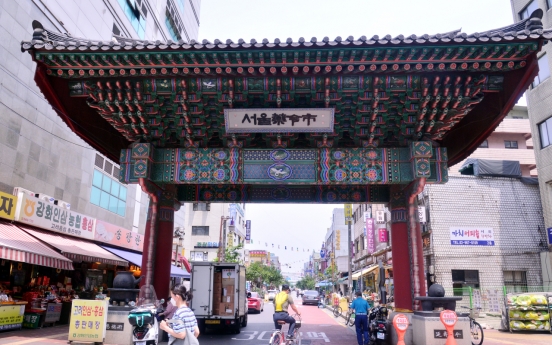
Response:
[533,54,550,87]
[520,0,539,20]
[504,271,528,293]
[548,0,552,9]
[190,251,207,261]
[176,0,185,12]
[505,141,518,149]
[117,0,146,39]
[539,117,552,148]
[451,270,480,296]
[90,169,127,216]
[478,140,488,148]
[192,226,209,236]
[165,15,180,41]
[193,203,210,211]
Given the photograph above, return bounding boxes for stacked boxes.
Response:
[219,269,236,315]
[212,272,222,315]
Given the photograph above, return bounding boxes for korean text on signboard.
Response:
[15,193,95,240]
[344,204,352,219]
[225,108,334,133]
[0,305,24,330]
[245,220,251,241]
[94,220,144,251]
[68,299,108,342]
[449,227,495,246]
[366,218,375,253]
[0,191,17,221]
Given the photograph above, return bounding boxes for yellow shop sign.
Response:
[0,191,17,220]
[68,299,109,342]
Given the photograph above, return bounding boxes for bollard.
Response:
[392,314,409,345]
[439,310,458,345]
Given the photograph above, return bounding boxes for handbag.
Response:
[169,327,199,345]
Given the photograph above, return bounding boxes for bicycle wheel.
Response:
[269,331,282,345]
[294,328,302,345]
[348,313,355,327]
[333,306,342,317]
[470,320,484,345]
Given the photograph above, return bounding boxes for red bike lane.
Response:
[295,302,359,345]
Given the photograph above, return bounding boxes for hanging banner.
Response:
[366,218,375,253]
[15,193,95,240]
[344,204,352,219]
[94,220,144,251]
[378,228,388,243]
[0,191,17,221]
[68,299,109,342]
[245,220,251,241]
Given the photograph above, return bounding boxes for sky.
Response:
[197,0,525,273]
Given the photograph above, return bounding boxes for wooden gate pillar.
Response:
[390,179,427,311]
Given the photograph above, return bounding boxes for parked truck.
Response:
[189,262,248,334]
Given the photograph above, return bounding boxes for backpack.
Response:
[274,292,288,312]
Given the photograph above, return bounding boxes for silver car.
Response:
[301,290,321,305]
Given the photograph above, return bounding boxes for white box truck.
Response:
[190,262,248,334]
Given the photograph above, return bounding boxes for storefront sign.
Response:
[547,227,552,245]
[449,227,495,246]
[246,220,251,241]
[418,206,426,223]
[0,305,24,330]
[15,194,95,240]
[68,299,108,342]
[378,228,388,243]
[0,191,17,220]
[366,218,375,253]
[249,250,266,257]
[94,220,143,251]
[225,108,334,133]
[44,303,62,323]
[344,204,352,220]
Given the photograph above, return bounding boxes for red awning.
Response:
[19,226,128,267]
[0,221,74,270]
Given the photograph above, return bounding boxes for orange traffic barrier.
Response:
[439,310,458,345]
[392,314,409,345]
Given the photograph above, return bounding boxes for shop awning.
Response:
[19,227,128,267]
[0,221,74,270]
[352,265,394,280]
[101,246,190,279]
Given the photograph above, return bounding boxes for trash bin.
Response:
[23,313,41,329]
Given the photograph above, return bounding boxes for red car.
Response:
[247,291,264,313]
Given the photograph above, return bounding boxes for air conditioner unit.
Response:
[376,210,385,223]
[13,187,35,197]
[35,193,56,204]
[57,200,71,210]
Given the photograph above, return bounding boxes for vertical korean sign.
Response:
[366,218,375,253]
[68,299,108,342]
[245,220,251,243]
[15,194,95,240]
[0,191,17,221]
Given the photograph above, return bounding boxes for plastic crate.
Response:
[22,313,41,329]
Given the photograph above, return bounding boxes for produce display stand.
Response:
[505,292,551,333]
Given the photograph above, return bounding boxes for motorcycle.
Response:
[368,305,388,345]
[128,285,165,345]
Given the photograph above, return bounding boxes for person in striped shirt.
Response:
[159,285,200,342]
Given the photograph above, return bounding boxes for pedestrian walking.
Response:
[350,291,369,345]
[159,285,200,345]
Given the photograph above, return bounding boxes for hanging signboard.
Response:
[94,220,144,251]
[366,218,375,253]
[245,220,251,241]
[344,204,352,220]
[0,191,17,221]
[15,193,95,240]
[378,228,388,243]
[418,206,426,223]
[449,227,495,246]
[225,108,334,133]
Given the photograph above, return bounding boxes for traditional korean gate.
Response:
[21,10,548,311]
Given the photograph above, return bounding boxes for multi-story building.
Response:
[183,202,246,263]
[0,0,200,233]
[510,0,552,287]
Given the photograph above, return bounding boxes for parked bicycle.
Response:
[269,314,302,345]
[332,305,342,318]
[345,306,355,327]
[461,306,484,345]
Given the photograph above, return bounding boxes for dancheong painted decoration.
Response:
[21,11,549,203]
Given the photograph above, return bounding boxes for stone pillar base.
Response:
[412,312,471,345]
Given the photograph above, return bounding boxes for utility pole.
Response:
[344,204,353,299]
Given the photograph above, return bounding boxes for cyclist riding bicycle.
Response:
[273,285,301,341]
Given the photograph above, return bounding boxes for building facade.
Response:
[510,1,552,244]
[0,0,200,235]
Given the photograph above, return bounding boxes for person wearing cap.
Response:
[350,291,370,345]
[273,284,301,340]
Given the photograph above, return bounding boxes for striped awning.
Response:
[19,226,128,267]
[0,221,74,270]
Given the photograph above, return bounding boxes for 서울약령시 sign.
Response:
[224,108,334,133]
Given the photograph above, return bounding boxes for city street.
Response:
[0,293,551,344]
